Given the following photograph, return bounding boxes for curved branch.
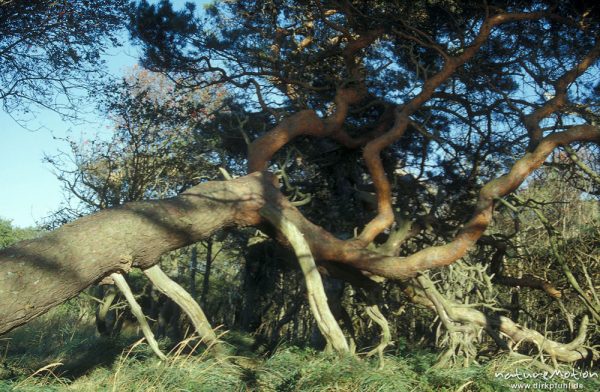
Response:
[247,88,368,173]
[247,26,384,173]
[564,145,600,185]
[143,265,222,351]
[494,274,562,299]
[358,10,551,244]
[111,272,167,361]
[258,125,599,283]
[524,39,600,149]
[346,125,600,278]
[406,278,596,363]
[259,204,349,354]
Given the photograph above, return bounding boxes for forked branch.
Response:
[143,265,223,352]
[407,275,596,363]
[357,10,551,244]
[111,273,167,361]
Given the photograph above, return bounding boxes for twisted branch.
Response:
[357,10,550,244]
[407,276,596,363]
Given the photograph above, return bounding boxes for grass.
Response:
[1,303,599,391]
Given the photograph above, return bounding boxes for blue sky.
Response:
[0,0,208,227]
[0,0,206,228]
[0,46,139,228]
[0,110,80,227]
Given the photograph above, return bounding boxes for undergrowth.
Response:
[1,303,599,391]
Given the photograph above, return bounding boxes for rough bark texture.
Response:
[0,173,268,335]
[1,4,599,369]
[1,125,599,336]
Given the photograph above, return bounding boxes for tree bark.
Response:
[406,277,597,363]
[111,272,167,361]
[189,246,197,299]
[1,126,598,342]
[201,237,213,308]
[259,204,350,354]
[143,265,221,352]
[0,173,269,335]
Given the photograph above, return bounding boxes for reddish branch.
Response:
[247,89,381,172]
[248,27,384,172]
[488,241,562,298]
[247,89,372,172]
[1,125,598,335]
[358,11,550,244]
[347,125,600,278]
[261,125,600,280]
[524,39,600,149]
[495,274,562,298]
[246,11,599,281]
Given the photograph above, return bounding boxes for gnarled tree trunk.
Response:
[0,173,268,335]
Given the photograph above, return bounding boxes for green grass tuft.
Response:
[2,304,599,391]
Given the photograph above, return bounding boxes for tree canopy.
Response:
[0,0,128,115]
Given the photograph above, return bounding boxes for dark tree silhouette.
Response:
[0,0,128,115]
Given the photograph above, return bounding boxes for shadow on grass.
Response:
[0,300,149,382]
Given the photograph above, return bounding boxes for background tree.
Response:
[45,66,228,223]
[43,65,231,339]
[0,0,128,116]
[0,218,39,249]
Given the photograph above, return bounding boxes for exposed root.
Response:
[406,276,598,364]
[364,303,392,369]
[415,275,481,367]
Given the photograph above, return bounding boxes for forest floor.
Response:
[1,302,599,391]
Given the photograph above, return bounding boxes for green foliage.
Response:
[486,164,600,341]
[126,0,600,286]
[10,0,599,384]
[0,218,40,249]
[256,347,423,392]
[3,299,599,391]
